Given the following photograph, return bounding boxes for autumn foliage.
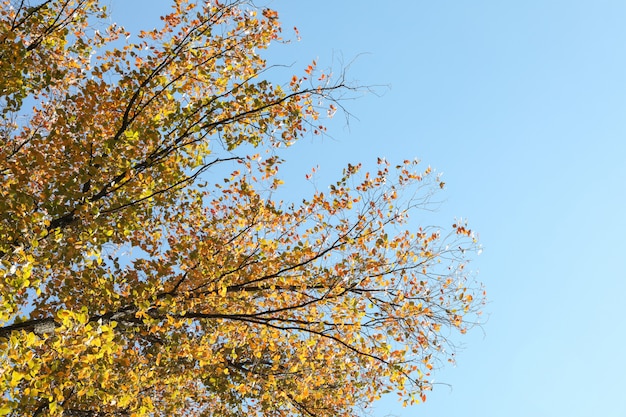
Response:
[0,1,483,416]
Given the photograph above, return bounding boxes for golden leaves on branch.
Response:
[0,1,483,416]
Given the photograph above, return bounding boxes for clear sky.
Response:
[112,1,626,416]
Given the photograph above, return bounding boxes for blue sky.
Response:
[113,1,626,416]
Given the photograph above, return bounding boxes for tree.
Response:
[0,1,484,416]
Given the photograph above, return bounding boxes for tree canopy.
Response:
[0,1,484,416]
